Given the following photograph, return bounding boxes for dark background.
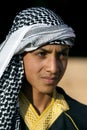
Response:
[0,0,86,57]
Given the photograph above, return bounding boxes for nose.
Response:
[46,55,59,74]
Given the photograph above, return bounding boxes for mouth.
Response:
[41,76,58,85]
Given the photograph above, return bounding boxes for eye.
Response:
[57,49,69,59]
[61,51,68,56]
[38,51,47,57]
[61,48,69,56]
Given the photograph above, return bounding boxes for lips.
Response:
[41,76,58,85]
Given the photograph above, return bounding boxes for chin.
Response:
[41,86,56,94]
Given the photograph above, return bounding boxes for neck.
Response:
[21,83,53,115]
[33,90,52,114]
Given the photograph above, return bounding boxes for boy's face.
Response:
[23,44,69,94]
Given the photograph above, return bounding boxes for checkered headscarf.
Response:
[0,7,75,130]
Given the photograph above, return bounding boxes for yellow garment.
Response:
[19,90,69,130]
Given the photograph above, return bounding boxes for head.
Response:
[0,7,75,92]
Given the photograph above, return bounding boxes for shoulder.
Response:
[56,86,87,109]
[49,111,79,130]
[56,86,87,130]
[56,86,87,112]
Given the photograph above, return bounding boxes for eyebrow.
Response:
[38,47,69,53]
[39,48,52,53]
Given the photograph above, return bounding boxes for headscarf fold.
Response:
[0,7,75,130]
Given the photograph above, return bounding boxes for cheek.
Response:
[60,59,68,73]
[24,60,36,78]
[58,60,68,82]
[24,63,35,86]
[63,60,68,73]
[23,56,43,84]
[63,60,67,69]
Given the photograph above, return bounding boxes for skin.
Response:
[23,44,69,114]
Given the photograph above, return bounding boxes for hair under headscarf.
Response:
[0,7,75,130]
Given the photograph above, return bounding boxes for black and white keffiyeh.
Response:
[0,7,75,130]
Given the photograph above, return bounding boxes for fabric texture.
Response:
[18,87,79,130]
[19,90,69,130]
[20,112,79,130]
[0,55,24,130]
[0,7,76,130]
